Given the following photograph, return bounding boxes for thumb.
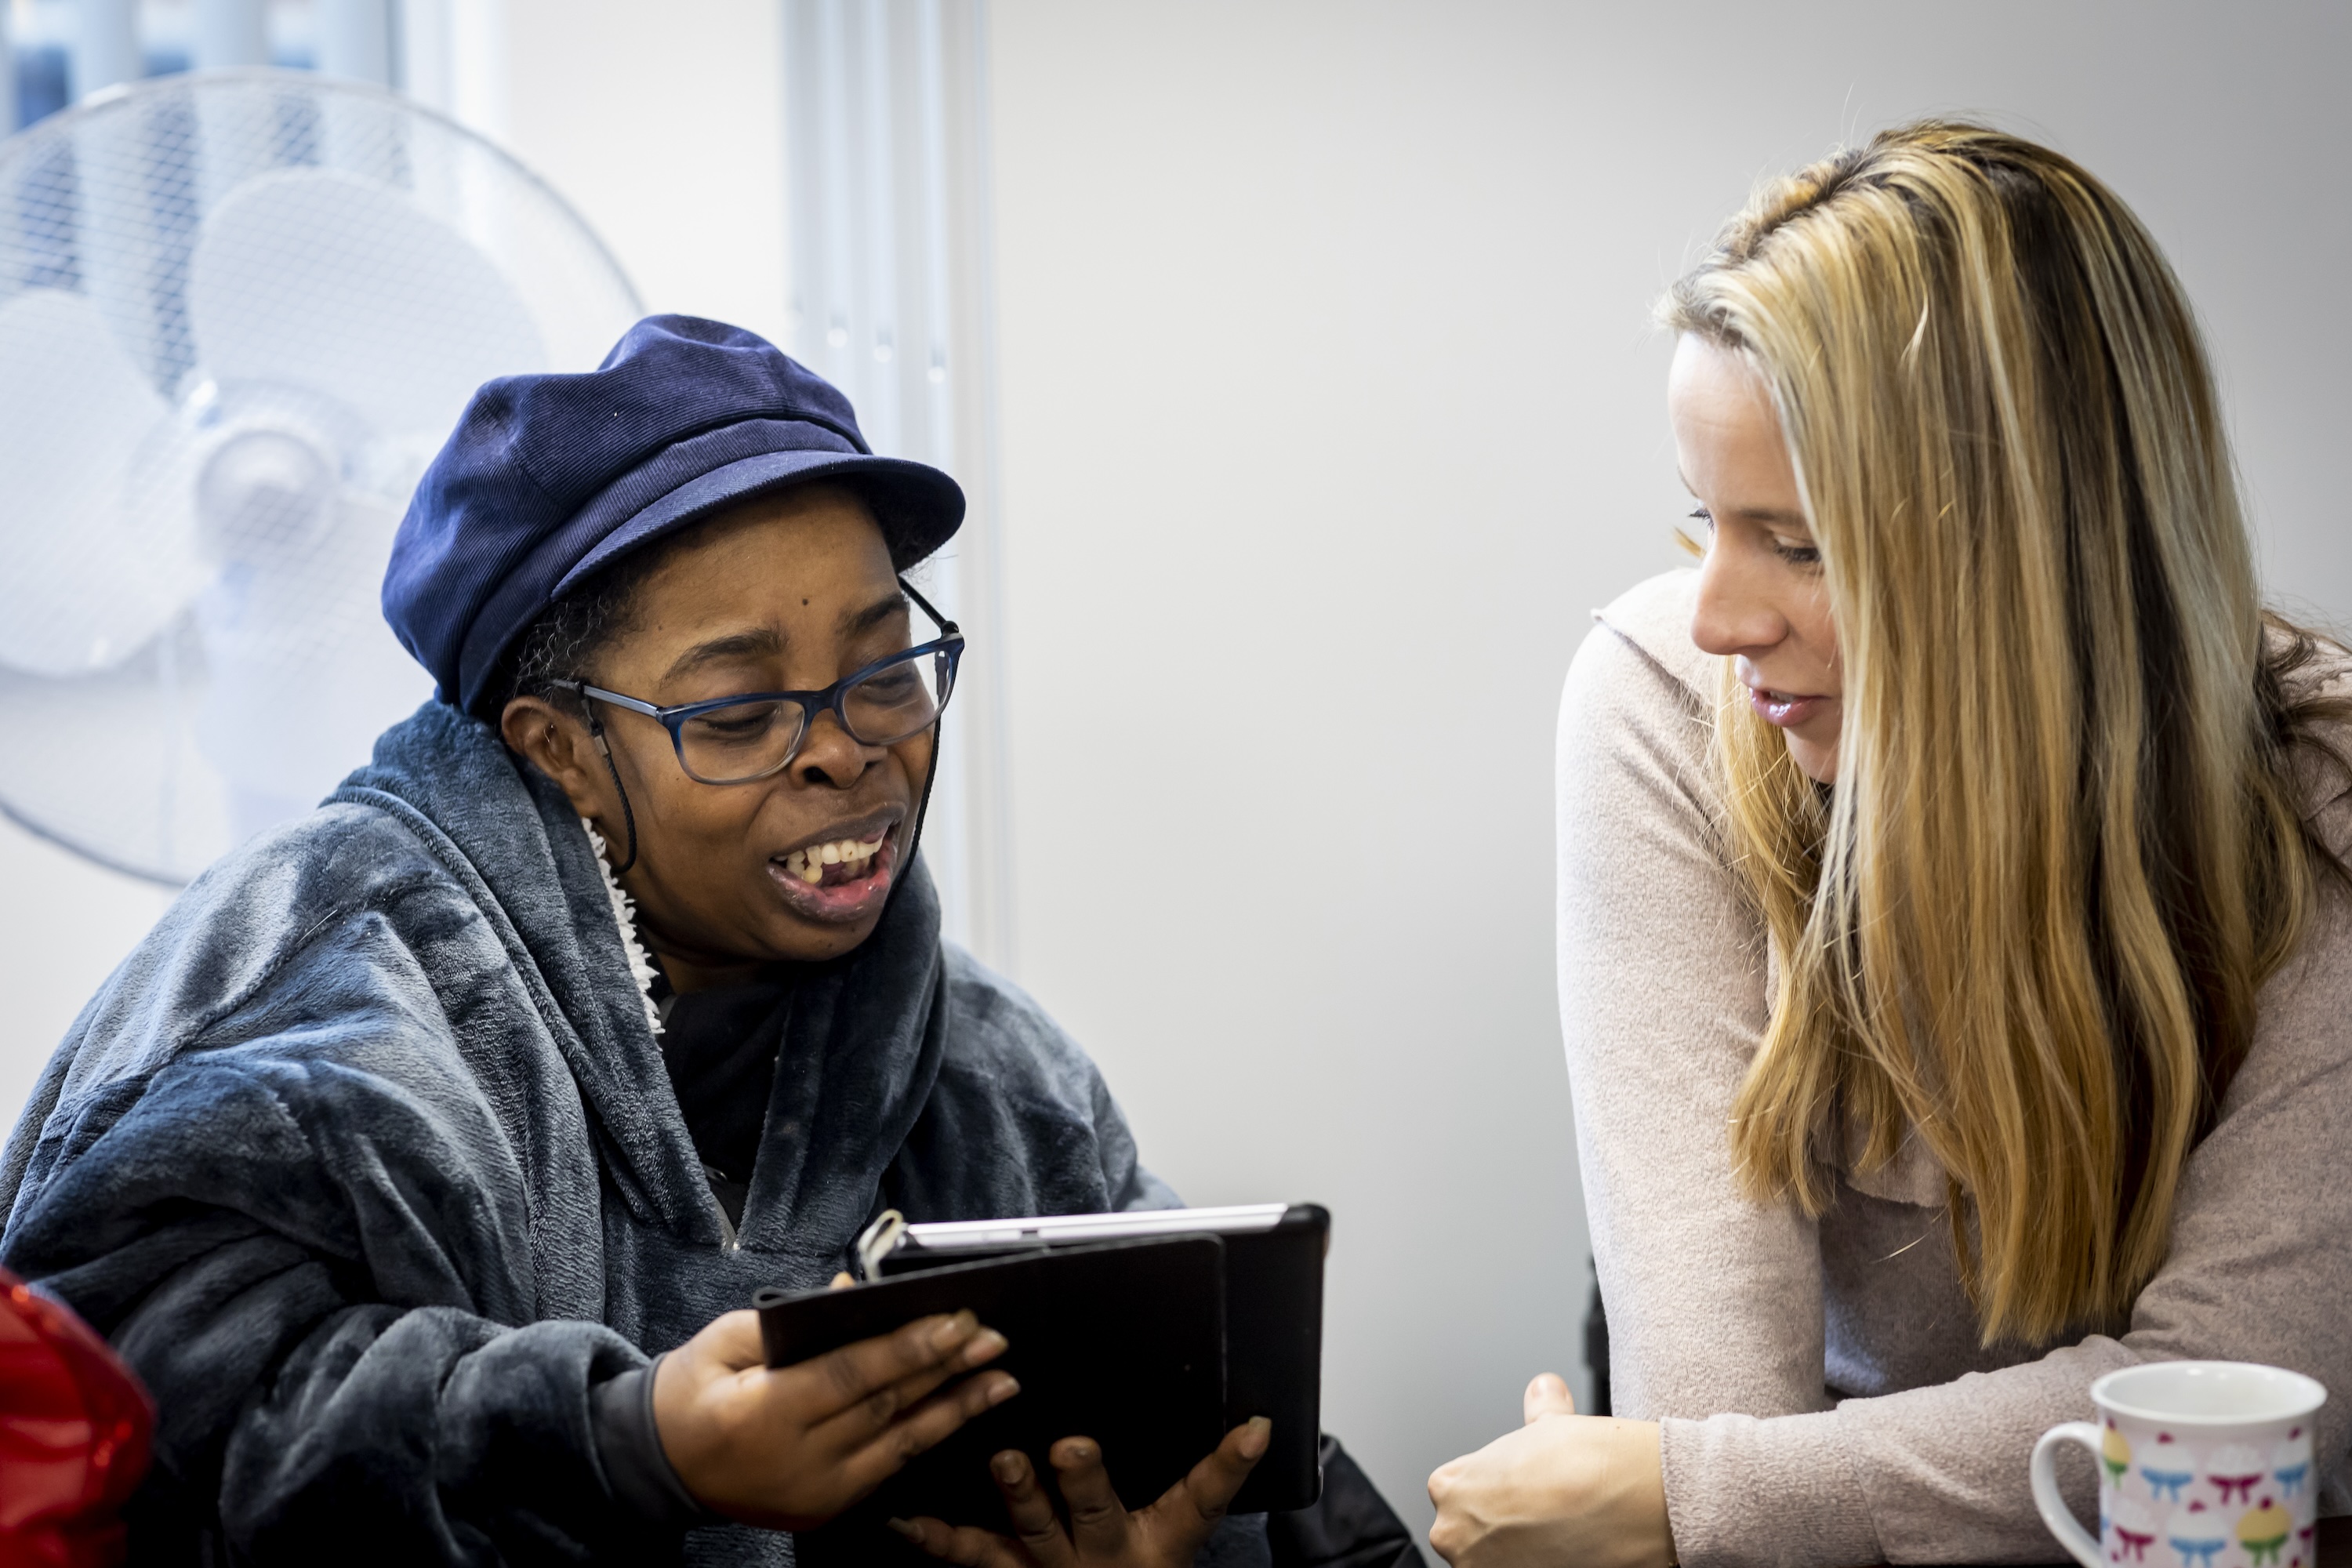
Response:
[687,1308,770,1374]
[1523,1372,1576,1425]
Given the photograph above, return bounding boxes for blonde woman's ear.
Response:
[1523,1372,1576,1425]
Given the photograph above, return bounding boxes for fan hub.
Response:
[196,429,339,564]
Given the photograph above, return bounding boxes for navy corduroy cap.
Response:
[383,314,965,716]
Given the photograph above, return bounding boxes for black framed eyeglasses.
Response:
[554,577,963,786]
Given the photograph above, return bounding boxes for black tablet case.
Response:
[872,1205,1329,1514]
[758,1235,1227,1557]
[757,1204,1328,1559]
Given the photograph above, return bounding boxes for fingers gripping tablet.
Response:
[754,1204,1329,1558]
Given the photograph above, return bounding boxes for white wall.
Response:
[4,0,2349,1550]
[494,0,793,351]
[982,0,2352,1541]
[398,0,793,348]
[0,829,173,1118]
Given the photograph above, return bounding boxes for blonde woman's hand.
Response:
[892,1417,1271,1568]
[1426,1374,1675,1568]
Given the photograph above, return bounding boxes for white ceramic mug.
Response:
[2031,1360,2326,1568]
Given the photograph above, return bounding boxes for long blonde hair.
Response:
[1662,122,2350,1343]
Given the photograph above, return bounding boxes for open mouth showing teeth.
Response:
[778,831,888,887]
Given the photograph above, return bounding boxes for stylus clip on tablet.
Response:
[853,1209,908,1283]
[851,1202,1308,1283]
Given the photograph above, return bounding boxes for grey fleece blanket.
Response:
[0,702,1178,1566]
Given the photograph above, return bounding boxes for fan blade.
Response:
[0,289,206,677]
[187,168,547,438]
[192,490,430,827]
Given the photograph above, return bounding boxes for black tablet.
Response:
[864,1203,1329,1516]
[755,1200,1328,1559]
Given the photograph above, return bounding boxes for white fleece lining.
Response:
[582,818,662,1038]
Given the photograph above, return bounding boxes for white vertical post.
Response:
[400,0,509,139]
[0,0,17,133]
[448,0,507,142]
[71,0,142,100]
[855,0,899,456]
[938,0,1011,971]
[319,0,394,85]
[781,0,1011,966]
[195,0,269,69]
[398,0,454,114]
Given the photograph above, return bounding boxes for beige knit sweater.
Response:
[1557,569,2352,1566]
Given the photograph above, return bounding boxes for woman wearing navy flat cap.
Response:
[0,318,1415,1568]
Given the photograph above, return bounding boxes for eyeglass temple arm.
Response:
[549,681,642,877]
[888,577,957,912]
[898,575,960,637]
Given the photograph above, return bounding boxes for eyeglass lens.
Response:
[676,648,953,783]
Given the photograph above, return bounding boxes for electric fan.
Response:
[0,68,643,883]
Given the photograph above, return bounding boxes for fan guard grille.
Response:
[0,70,641,883]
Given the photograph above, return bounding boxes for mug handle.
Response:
[2031,1422,2104,1568]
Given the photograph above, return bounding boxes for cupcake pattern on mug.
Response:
[2237,1500,2292,1567]
[2141,1433,2199,1501]
[2096,1420,2318,1568]
[2209,1446,2265,1506]
[2270,1439,2310,1500]
[2106,1497,2158,1563]
[2168,1503,2229,1568]
[2106,1428,2136,1486]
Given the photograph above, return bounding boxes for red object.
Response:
[0,1269,152,1568]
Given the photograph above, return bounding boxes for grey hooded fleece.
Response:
[0,702,1178,1566]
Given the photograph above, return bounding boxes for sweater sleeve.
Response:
[1555,605,1832,1426]
[1657,824,2352,1567]
[0,915,688,1565]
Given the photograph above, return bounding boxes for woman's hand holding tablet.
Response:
[890,1418,1271,1568]
[756,1206,1327,1560]
[651,1305,1019,1530]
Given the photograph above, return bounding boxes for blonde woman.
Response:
[1427,122,2352,1567]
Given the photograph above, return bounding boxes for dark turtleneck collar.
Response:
[651,960,806,1229]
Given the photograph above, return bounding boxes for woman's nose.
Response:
[791,710,880,787]
[1690,532,1785,659]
